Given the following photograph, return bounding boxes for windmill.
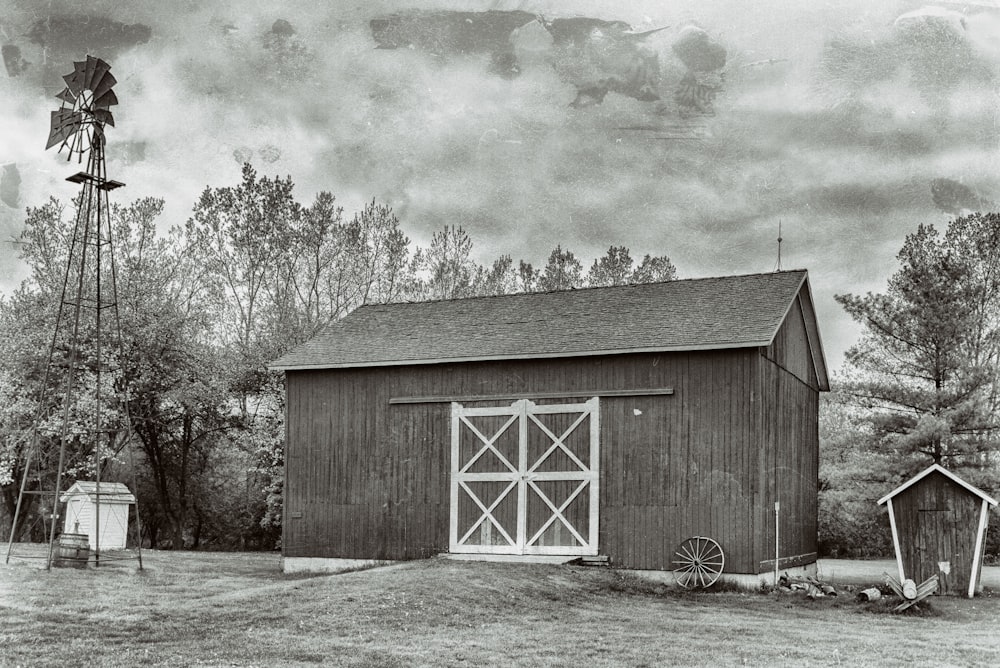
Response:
[5,56,143,570]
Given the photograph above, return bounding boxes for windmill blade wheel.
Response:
[672,536,725,589]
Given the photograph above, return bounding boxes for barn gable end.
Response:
[273,270,828,577]
[766,293,822,390]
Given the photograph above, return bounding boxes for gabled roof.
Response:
[60,481,136,504]
[270,270,829,389]
[877,464,998,507]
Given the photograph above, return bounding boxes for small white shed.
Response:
[60,481,136,550]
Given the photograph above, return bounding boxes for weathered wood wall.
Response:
[892,472,985,595]
[284,300,822,574]
[285,349,768,571]
[755,295,820,572]
[598,351,757,572]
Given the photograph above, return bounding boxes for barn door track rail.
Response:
[389,387,672,405]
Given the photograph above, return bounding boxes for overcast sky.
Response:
[2,0,999,369]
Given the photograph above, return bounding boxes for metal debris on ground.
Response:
[777,573,838,598]
[856,587,881,602]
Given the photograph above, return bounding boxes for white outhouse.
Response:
[60,481,136,550]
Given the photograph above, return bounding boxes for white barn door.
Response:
[450,398,599,556]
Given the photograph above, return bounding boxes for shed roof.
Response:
[877,464,998,506]
[60,481,136,504]
[270,270,828,389]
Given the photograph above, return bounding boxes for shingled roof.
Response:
[271,270,827,387]
[60,481,136,504]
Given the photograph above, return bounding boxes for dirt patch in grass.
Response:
[3,547,1000,667]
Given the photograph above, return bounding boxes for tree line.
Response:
[7,162,993,559]
[0,164,678,550]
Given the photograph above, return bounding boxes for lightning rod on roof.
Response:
[774,220,783,272]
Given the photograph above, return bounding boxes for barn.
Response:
[878,464,997,597]
[270,270,829,578]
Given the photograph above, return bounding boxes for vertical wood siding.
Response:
[284,349,771,572]
[892,473,985,595]
[766,296,818,391]
[754,304,821,572]
[754,358,819,571]
[597,349,757,572]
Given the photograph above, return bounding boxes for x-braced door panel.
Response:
[450,398,599,556]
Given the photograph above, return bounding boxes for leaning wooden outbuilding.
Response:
[878,464,997,597]
[271,270,829,578]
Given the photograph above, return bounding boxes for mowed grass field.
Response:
[2,546,999,667]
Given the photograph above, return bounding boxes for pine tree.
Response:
[836,219,999,471]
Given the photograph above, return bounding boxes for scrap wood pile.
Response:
[883,574,939,611]
[777,573,838,598]
[776,571,939,613]
[854,574,939,612]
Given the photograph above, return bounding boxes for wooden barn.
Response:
[878,464,997,597]
[270,270,829,577]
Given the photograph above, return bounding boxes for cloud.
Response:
[2,0,1000,367]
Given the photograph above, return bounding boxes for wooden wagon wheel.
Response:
[672,536,725,589]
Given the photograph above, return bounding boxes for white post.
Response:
[969,500,990,598]
[588,397,600,556]
[516,400,528,555]
[449,403,460,552]
[774,501,780,585]
[886,498,905,582]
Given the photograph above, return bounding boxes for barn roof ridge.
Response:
[877,463,999,506]
[271,269,826,385]
[359,268,811,310]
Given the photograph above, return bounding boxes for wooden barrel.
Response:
[54,533,90,568]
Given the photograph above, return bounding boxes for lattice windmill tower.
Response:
[5,56,143,569]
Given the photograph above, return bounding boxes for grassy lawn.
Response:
[2,546,999,667]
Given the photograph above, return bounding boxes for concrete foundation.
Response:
[623,562,819,590]
[284,552,819,589]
